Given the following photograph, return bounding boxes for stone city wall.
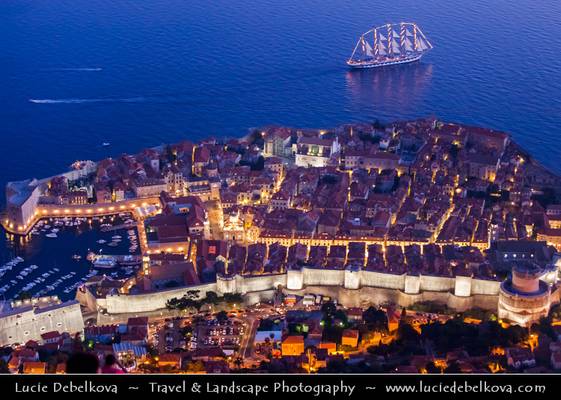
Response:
[285,285,499,312]
[104,283,217,314]
[97,266,502,315]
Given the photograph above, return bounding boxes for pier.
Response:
[1,197,161,236]
[90,254,143,266]
[100,223,137,232]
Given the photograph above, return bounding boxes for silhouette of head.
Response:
[66,352,99,373]
[104,354,117,367]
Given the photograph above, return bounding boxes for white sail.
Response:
[416,36,429,51]
[377,41,387,55]
[404,37,414,52]
[391,38,401,54]
[363,39,374,57]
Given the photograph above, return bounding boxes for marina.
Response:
[0,213,141,301]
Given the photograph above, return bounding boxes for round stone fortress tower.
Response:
[498,263,551,326]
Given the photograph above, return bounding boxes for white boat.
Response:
[92,256,117,269]
[46,233,58,238]
[97,239,107,244]
[347,22,433,69]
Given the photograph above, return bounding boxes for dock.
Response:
[90,254,142,266]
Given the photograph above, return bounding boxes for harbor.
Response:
[0,213,142,301]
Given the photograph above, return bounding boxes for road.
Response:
[205,200,224,240]
[239,315,259,360]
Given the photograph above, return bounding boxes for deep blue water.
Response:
[1,0,561,297]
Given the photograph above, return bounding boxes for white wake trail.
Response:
[29,97,146,104]
[42,67,103,72]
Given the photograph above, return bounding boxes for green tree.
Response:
[444,361,462,373]
[425,361,441,373]
[224,293,243,307]
[321,301,337,319]
[0,359,9,374]
[363,306,389,333]
[397,322,420,344]
[216,310,229,322]
[204,291,220,305]
[233,357,244,370]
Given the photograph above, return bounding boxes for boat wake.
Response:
[29,97,146,104]
[42,67,103,72]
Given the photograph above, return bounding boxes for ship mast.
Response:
[400,23,406,54]
[387,24,392,56]
[373,28,379,57]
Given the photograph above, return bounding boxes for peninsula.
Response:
[3,118,561,373]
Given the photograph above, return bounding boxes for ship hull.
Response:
[347,54,423,69]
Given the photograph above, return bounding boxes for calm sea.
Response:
[1,0,561,297]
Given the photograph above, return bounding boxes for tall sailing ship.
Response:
[347,22,433,69]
